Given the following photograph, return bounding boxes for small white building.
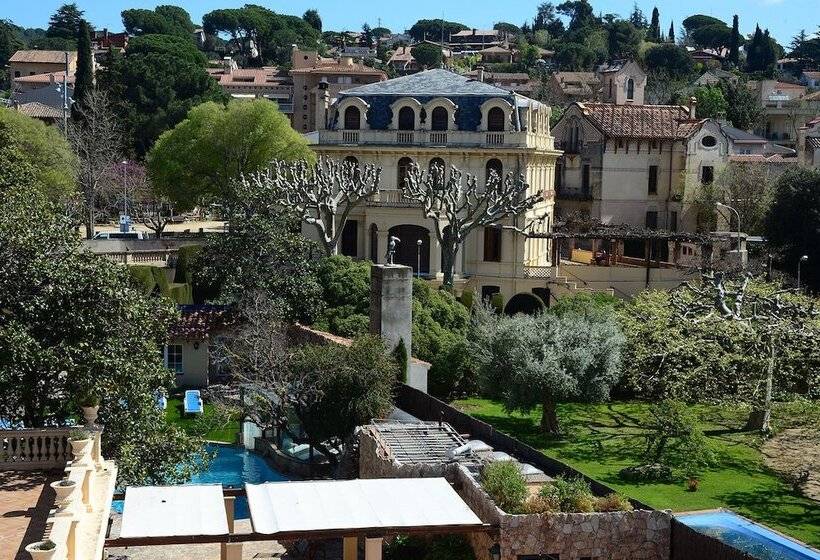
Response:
[165,305,236,388]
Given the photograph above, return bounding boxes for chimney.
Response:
[688,96,697,119]
[476,66,485,83]
[49,73,55,85]
[340,56,354,67]
[223,56,234,76]
[315,80,330,130]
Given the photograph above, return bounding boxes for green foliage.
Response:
[148,100,312,210]
[193,213,323,323]
[385,535,475,560]
[289,335,396,446]
[459,289,474,310]
[122,6,196,37]
[47,3,83,42]
[690,24,733,50]
[393,338,408,384]
[693,86,728,119]
[640,400,715,478]
[720,80,764,131]
[313,255,370,335]
[595,493,634,512]
[173,245,202,284]
[472,304,624,433]
[554,42,596,70]
[98,34,225,157]
[494,22,521,35]
[0,186,203,486]
[302,9,322,32]
[745,25,777,76]
[607,20,642,59]
[728,15,740,65]
[765,167,820,292]
[0,109,75,200]
[682,15,726,34]
[481,460,528,513]
[540,475,596,512]
[0,21,24,89]
[408,19,468,42]
[548,292,621,317]
[72,19,93,119]
[411,43,443,69]
[643,44,694,79]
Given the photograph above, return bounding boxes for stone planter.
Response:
[24,541,57,560]
[50,479,77,515]
[81,405,99,429]
[70,438,93,465]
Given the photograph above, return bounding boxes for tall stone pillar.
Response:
[430,237,442,278]
[370,264,412,377]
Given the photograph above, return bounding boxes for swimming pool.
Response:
[115,443,291,519]
[677,511,820,560]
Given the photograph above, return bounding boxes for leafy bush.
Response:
[540,475,596,513]
[385,535,475,560]
[595,493,634,512]
[31,540,56,551]
[522,493,560,514]
[481,461,528,513]
[641,400,714,477]
[619,463,673,482]
[174,244,202,284]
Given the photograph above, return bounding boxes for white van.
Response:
[93,231,149,240]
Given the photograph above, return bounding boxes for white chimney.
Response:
[476,66,485,83]
[688,96,697,119]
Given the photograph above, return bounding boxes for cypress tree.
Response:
[649,7,661,42]
[746,25,764,72]
[72,19,93,120]
[668,21,675,43]
[761,29,777,75]
[729,15,740,66]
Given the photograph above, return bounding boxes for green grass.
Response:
[453,398,820,547]
[165,396,239,444]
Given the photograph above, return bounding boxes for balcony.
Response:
[366,189,423,207]
[319,129,555,150]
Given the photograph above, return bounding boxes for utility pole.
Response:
[62,51,69,132]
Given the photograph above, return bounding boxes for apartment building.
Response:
[310,69,561,304]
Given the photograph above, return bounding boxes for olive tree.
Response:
[239,157,381,256]
[402,164,542,287]
[471,304,624,435]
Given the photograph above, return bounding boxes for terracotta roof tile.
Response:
[169,305,237,340]
[13,71,74,84]
[14,102,62,118]
[9,50,76,64]
[578,102,703,139]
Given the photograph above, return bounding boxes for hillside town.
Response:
[0,2,819,560]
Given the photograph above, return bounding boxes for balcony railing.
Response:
[0,428,72,470]
[367,190,423,207]
[320,129,555,150]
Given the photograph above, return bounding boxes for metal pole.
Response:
[797,256,807,291]
[416,239,422,278]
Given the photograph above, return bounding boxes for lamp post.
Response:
[716,202,741,251]
[416,239,423,278]
[797,255,809,291]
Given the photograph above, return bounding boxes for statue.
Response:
[386,235,401,265]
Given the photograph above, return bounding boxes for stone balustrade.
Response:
[0,428,72,470]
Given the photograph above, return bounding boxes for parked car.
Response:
[92,231,149,240]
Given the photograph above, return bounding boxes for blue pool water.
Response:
[678,511,820,560]
[115,443,290,519]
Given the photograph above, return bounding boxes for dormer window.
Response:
[398,107,415,130]
[431,107,449,131]
[487,107,505,132]
[344,106,361,130]
[627,78,635,101]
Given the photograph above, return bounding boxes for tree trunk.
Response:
[540,393,560,435]
[745,334,775,433]
[441,247,455,287]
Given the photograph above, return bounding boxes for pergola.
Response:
[106,478,491,560]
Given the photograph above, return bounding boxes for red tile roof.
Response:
[169,305,237,340]
[14,101,62,119]
[577,102,705,139]
[13,71,74,85]
[9,50,76,64]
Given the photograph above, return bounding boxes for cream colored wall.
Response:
[10,59,76,78]
[172,339,209,388]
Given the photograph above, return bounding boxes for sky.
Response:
[1,0,815,46]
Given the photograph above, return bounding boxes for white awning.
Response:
[247,478,482,535]
[120,484,229,538]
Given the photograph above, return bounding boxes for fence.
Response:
[0,428,72,470]
[669,518,757,560]
[395,384,651,509]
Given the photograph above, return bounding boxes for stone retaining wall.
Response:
[359,429,672,560]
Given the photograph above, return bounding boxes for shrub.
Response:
[69,429,92,441]
[459,289,474,310]
[31,540,56,551]
[619,463,673,482]
[522,493,560,514]
[540,475,596,513]
[595,493,634,512]
[481,461,528,513]
[174,244,202,284]
[385,535,475,560]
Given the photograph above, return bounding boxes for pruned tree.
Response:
[671,272,820,433]
[402,163,542,287]
[239,156,381,256]
[65,90,122,239]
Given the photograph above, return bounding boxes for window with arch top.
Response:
[344,106,361,130]
[485,159,503,185]
[398,106,415,130]
[431,106,449,131]
[397,157,413,188]
[487,106,506,132]
[627,78,635,100]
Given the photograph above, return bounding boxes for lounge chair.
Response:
[183,390,203,414]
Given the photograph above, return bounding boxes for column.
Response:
[376,228,389,264]
[364,538,383,560]
[430,237,442,278]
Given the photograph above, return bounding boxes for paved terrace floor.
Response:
[0,470,59,560]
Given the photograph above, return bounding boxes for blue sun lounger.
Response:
[184,390,203,414]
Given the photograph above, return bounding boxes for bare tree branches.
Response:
[402,163,542,286]
[238,156,381,255]
[65,89,123,239]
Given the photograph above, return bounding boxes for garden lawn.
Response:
[453,398,820,547]
[165,396,239,444]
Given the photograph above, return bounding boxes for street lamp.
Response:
[416,239,423,278]
[120,160,130,233]
[716,202,741,251]
[797,255,809,291]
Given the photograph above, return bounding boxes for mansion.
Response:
[308,69,563,305]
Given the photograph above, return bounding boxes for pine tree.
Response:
[648,7,661,42]
[72,19,93,120]
[790,29,807,55]
[729,15,740,66]
[629,3,648,29]
[668,21,675,44]
[746,25,764,72]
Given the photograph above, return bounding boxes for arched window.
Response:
[431,106,449,131]
[627,78,635,100]
[344,106,361,130]
[487,107,506,131]
[397,157,413,188]
[398,107,415,130]
[485,159,503,185]
[344,156,360,181]
[429,157,446,172]
[344,156,359,166]
[429,157,446,190]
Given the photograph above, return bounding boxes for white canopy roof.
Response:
[247,478,483,535]
[120,484,229,538]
